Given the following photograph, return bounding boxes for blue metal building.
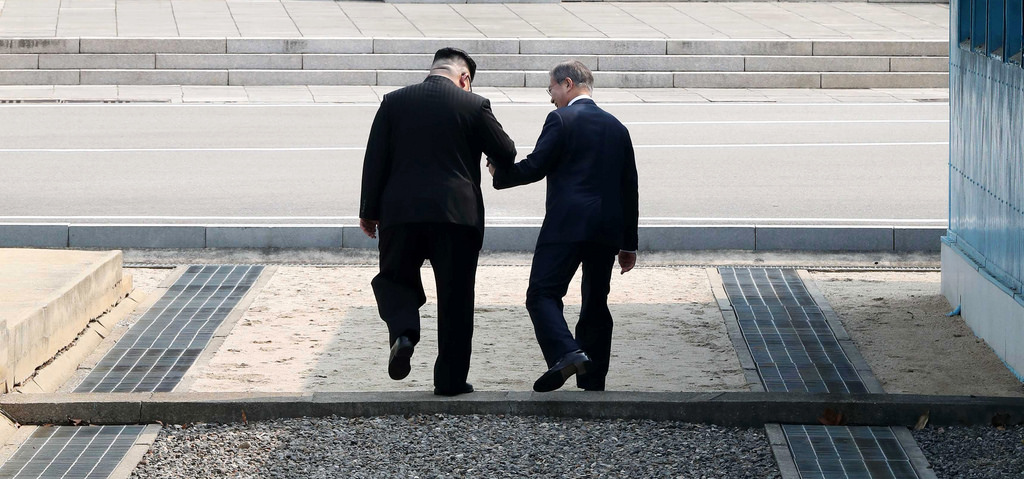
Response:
[942,0,1024,377]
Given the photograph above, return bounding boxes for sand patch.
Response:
[811,271,1024,397]
[189,265,747,393]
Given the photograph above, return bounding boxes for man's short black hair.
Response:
[433,47,477,81]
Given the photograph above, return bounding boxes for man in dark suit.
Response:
[490,60,639,393]
[359,48,517,396]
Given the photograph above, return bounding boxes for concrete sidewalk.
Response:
[0,1,948,40]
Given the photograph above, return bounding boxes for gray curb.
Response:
[1,392,1021,427]
[0,224,945,252]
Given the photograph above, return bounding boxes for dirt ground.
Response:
[186,265,747,393]
[810,271,1024,397]
[111,264,1024,397]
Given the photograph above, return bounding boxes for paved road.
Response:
[0,102,948,225]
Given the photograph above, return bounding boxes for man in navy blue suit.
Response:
[490,60,639,392]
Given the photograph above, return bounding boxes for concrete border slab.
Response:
[3,392,1024,427]
[0,224,68,248]
[69,225,205,248]
[641,226,755,251]
[755,226,893,251]
[341,226,378,249]
[482,225,539,251]
[895,226,945,252]
[206,226,342,248]
[764,423,801,479]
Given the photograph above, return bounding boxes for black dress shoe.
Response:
[534,350,592,393]
[434,382,474,396]
[388,336,414,380]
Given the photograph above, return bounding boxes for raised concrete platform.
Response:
[941,236,1024,380]
[1,391,1020,427]
[0,249,132,393]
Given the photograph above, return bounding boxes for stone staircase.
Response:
[0,37,949,88]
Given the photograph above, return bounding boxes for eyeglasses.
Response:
[546,79,568,96]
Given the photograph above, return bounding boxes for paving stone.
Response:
[227,38,373,54]
[0,69,78,84]
[80,69,227,85]
[812,40,948,56]
[668,40,812,56]
[303,53,431,70]
[157,53,302,70]
[228,70,376,86]
[373,38,519,54]
[674,72,820,88]
[890,56,949,72]
[38,53,155,69]
[821,72,948,88]
[521,38,666,55]
[0,38,78,54]
[80,38,226,54]
[0,54,38,69]
[617,54,743,72]
[744,55,890,72]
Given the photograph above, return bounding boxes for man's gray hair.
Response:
[550,60,594,91]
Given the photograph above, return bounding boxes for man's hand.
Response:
[618,251,636,274]
[359,218,380,239]
[487,160,496,177]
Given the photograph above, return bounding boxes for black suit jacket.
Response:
[360,75,517,239]
[493,98,639,251]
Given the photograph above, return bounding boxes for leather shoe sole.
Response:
[388,336,414,380]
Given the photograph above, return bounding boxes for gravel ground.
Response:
[914,426,1024,478]
[131,415,780,479]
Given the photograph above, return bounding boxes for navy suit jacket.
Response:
[493,98,639,251]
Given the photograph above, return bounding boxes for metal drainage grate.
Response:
[719,268,924,479]
[720,267,866,393]
[76,264,263,393]
[783,425,919,479]
[0,426,144,479]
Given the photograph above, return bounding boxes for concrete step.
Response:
[0,54,950,73]
[0,249,132,393]
[0,37,949,57]
[0,69,950,88]
[0,38,950,88]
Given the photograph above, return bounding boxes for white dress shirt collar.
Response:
[568,94,593,106]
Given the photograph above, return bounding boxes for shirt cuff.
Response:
[619,250,637,254]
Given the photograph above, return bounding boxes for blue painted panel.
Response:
[990,0,1006,58]
[950,0,1024,295]
[974,0,989,53]
[1008,0,1023,64]
[961,0,975,45]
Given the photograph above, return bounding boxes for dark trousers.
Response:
[526,241,617,390]
[371,222,480,391]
